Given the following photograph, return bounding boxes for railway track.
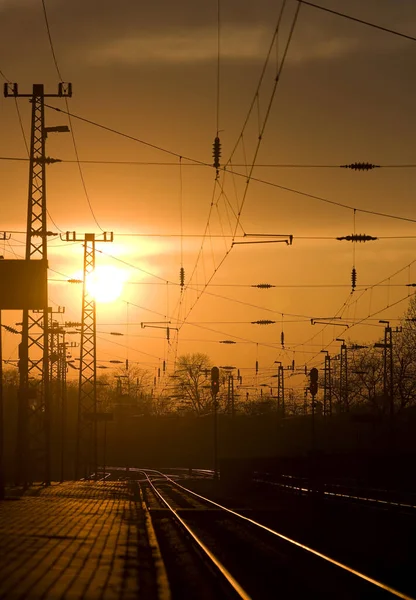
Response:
[125,468,413,600]
[253,472,416,512]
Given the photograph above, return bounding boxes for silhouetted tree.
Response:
[172,353,212,415]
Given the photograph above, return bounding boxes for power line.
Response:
[2,155,416,169]
[297,1,416,43]
[227,169,416,224]
[41,0,63,79]
[41,1,104,232]
[42,104,416,225]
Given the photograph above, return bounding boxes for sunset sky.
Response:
[0,0,415,395]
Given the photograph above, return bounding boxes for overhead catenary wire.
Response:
[41,0,104,232]
[297,0,416,43]
[41,105,416,226]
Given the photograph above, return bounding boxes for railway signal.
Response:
[309,367,318,397]
[211,366,220,396]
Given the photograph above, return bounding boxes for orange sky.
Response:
[0,0,416,394]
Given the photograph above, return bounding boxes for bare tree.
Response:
[172,353,212,415]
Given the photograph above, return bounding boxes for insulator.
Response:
[126,359,129,370]
[219,340,236,344]
[260,388,263,397]
[237,369,240,378]
[252,283,275,289]
[158,368,161,378]
[255,360,258,374]
[163,360,166,372]
[281,331,285,347]
[351,267,357,290]
[67,279,83,284]
[341,162,379,170]
[166,327,170,341]
[3,325,18,334]
[213,136,221,170]
[252,320,275,325]
[336,234,377,242]
[180,267,185,288]
[304,365,307,375]
[292,359,295,370]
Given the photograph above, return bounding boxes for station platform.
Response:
[0,480,162,599]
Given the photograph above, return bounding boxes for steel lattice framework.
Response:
[4,83,72,486]
[323,354,332,416]
[63,232,113,478]
[339,343,348,412]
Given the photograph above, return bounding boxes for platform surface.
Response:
[0,481,150,599]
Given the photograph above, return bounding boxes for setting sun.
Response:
[86,265,126,303]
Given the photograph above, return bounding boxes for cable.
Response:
[176,4,302,333]
[225,168,416,224]
[41,1,104,231]
[42,106,416,225]
[3,156,416,168]
[297,1,416,43]
[41,0,63,79]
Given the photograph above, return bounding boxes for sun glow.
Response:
[86,265,126,303]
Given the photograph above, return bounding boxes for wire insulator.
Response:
[251,320,275,325]
[213,136,221,170]
[219,340,236,344]
[255,360,259,374]
[163,360,166,372]
[341,162,380,170]
[252,283,275,289]
[337,234,378,242]
[351,267,357,290]
[281,331,285,347]
[180,267,185,288]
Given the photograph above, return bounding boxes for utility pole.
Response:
[62,232,113,479]
[227,373,235,417]
[5,82,71,487]
[376,321,394,422]
[211,367,220,480]
[274,361,284,416]
[321,350,332,416]
[337,338,348,412]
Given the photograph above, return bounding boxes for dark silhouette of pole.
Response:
[5,83,72,488]
[337,339,348,411]
[377,321,394,423]
[0,310,3,500]
[321,350,332,416]
[211,367,220,480]
[309,368,319,447]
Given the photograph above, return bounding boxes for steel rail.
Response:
[254,476,416,510]
[141,471,252,600]
[145,469,414,600]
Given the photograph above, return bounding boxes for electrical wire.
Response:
[297,1,416,43]
[41,0,104,232]
[2,156,416,168]
[42,105,416,225]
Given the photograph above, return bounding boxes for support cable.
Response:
[41,0,104,232]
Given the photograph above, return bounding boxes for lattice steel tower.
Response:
[4,83,72,486]
[63,232,113,478]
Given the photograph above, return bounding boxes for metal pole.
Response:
[231,374,235,417]
[328,355,332,416]
[0,312,4,499]
[103,420,107,481]
[213,393,218,480]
